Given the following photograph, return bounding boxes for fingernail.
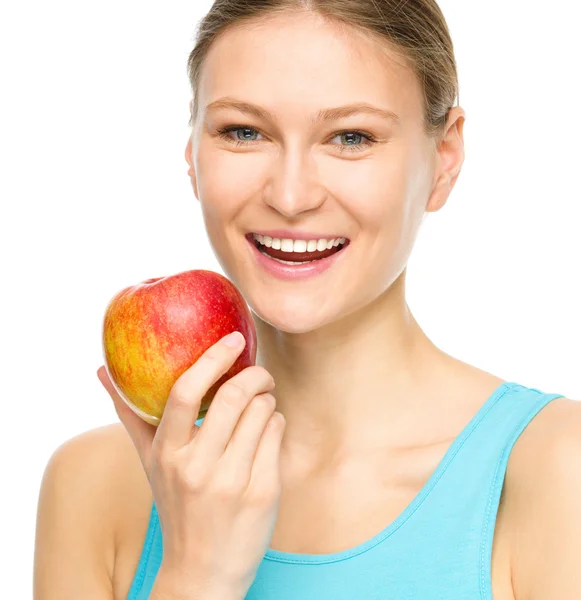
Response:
[224,331,244,348]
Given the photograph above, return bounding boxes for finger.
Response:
[155,331,246,451]
[193,366,275,465]
[248,411,286,491]
[97,365,156,476]
[219,393,276,477]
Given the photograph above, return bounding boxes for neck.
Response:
[252,269,465,472]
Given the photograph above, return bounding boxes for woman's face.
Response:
[186,11,460,334]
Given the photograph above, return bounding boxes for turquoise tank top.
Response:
[126,381,564,599]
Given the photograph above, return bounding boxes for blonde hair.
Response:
[187,0,459,146]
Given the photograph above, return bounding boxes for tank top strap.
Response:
[422,382,565,513]
[401,382,565,593]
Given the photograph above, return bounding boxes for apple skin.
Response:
[102,269,257,426]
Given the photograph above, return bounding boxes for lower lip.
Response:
[246,236,350,281]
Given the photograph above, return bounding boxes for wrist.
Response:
[151,564,246,600]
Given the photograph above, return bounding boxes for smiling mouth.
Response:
[246,234,350,263]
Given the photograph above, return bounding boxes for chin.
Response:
[249,295,338,335]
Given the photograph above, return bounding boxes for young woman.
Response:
[34,2,580,599]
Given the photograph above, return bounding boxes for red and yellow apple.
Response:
[101,269,257,426]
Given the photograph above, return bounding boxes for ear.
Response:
[184,132,199,201]
[425,106,466,213]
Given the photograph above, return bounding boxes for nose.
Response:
[262,150,327,218]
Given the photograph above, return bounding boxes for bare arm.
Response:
[34,427,118,599]
[508,397,581,600]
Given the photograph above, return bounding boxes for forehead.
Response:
[198,11,423,126]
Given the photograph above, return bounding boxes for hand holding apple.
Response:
[101,269,257,425]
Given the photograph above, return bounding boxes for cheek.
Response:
[331,156,410,225]
[196,156,255,226]
[197,140,267,200]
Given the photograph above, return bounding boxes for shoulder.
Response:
[44,421,152,532]
[34,423,152,596]
[504,396,581,600]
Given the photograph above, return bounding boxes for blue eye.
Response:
[229,127,260,142]
[216,125,378,153]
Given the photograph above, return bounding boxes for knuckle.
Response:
[204,343,228,362]
[270,411,285,429]
[254,393,276,412]
[191,350,219,373]
[248,483,281,507]
[200,349,218,365]
[182,467,208,493]
[168,386,194,410]
[219,380,248,409]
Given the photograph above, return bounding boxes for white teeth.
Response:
[291,240,308,253]
[280,239,295,252]
[252,233,347,253]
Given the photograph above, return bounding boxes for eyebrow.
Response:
[204,96,401,125]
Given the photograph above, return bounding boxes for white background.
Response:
[1,0,579,596]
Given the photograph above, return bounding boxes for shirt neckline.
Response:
[263,381,518,564]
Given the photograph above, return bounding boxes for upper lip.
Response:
[248,229,349,241]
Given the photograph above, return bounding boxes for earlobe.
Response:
[424,178,449,213]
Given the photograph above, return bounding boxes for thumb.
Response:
[96,365,155,477]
